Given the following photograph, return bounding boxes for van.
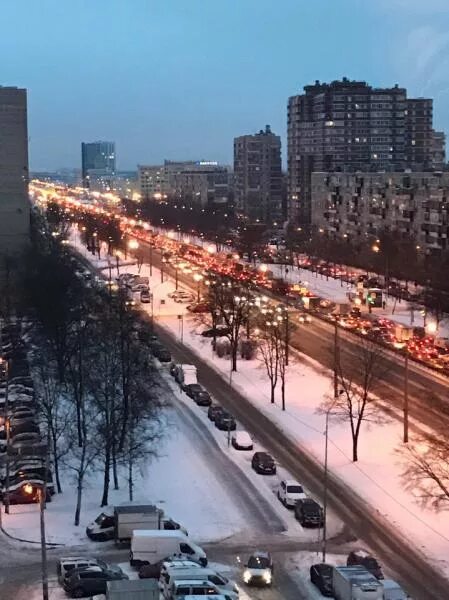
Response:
[382,579,407,600]
[162,568,238,598]
[130,530,207,568]
[169,579,221,599]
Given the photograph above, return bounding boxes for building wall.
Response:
[233,125,282,223]
[0,86,30,258]
[288,78,438,226]
[311,171,449,253]
[81,141,116,189]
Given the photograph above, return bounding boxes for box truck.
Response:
[333,565,383,600]
[130,530,207,568]
[86,504,186,543]
[105,578,159,600]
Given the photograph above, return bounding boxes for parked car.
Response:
[140,290,151,303]
[187,303,210,313]
[153,346,171,363]
[173,291,195,304]
[192,390,212,406]
[310,563,333,597]
[347,549,384,580]
[277,479,307,507]
[231,431,253,450]
[63,565,128,597]
[215,411,236,431]
[201,327,230,338]
[242,551,273,587]
[184,383,204,399]
[251,452,276,475]
[57,557,107,584]
[207,405,224,422]
[294,498,324,527]
[10,432,42,448]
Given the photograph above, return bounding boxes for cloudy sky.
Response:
[1,0,449,170]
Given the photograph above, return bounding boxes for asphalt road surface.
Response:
[154,321,449,600]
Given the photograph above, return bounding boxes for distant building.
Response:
[431,131,446,171]
[138,160,230,207]
[287,78,439,225]
[0,86,30,260]
[233,125,283,224]
[81,141,116,190]
[311,171,449,254]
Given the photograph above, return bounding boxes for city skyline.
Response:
[2,0,449,170]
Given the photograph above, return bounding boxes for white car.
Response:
[298,313,312,324]
[231,431,253,451]
[277,479,307,507]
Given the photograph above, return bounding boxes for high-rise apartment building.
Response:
[0,86,30,259]
[431,131,446,171]
[287,78,438,225]
[81,141,116,190]
[234,125,283,224]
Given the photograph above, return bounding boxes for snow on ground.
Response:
[106,256,449,578]
[3,407,248,546]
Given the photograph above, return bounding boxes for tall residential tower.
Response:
[81,141,116,190]
[0,86,30,259]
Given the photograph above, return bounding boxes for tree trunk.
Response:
[101,445,111,507]
[231,344,238,372]
[281,376,285,411]
[112,443,119,490]
[51,429,62,494]
[74,477,83,526]
[128,456,134,501]
[270,382,275,404]
[352,432,359,462]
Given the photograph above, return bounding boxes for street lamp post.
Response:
[24,479,49,600]
[0,357,10,514]
[193,273,203,302]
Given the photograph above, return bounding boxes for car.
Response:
[153,346,171,362]
[277,479,307,507]
[57,557,108,584]
[63,565,128,597]
[187,303,210,313]
[192,390,212,406]
[173,292,195,304]
[231,431,253,450]
[140,290,151,303]
[214,411,236,431]
[207,405,225,422]
[242,551,273,587]
[201,327,231,338]
[294,498,324,527]
[298,313,312,324]
[184,383,204,399]
[251,452,276,475]
[347,550,384,580]
[310,563,333,596]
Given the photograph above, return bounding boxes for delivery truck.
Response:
[130,530,207,568]
[86,504,186,543]
[333,565,383,600]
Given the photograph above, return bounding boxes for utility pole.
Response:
[333,317,339,400]
[322,409,330,563]
[4,358,10,514]
[40,443,49,600]
[149,244,153,277]
[404,349,409,443]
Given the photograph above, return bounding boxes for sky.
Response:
[1,0,449,171]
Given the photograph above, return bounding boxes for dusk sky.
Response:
[2,0,449,171]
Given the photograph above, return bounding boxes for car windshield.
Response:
[94,513,109,525]
[320,565,332,580]
[365,558,380,569]
[287,485,303,493]
[248,556,270,569]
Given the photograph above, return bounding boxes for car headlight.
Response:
[243,570,252,583]
[262,570,272,584]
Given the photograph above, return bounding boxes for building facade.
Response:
[0,86,30,259]
[81,141,116,190]
[311,171,449,253]
[431,131,446,171]
[287,78,440,225]
[234,125,283,224]
[138,160,230,207]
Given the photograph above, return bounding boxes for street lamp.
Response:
[23,480,49,600]
[193,273,203,302]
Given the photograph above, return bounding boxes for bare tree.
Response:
[398,430,449,509]
[207,278,252,372]
[321,337,388,462]
[258,325,281,404]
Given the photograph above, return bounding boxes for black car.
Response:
[192,390,212,406]
[310,563,333,596]
[347,550,384,580]
[184,383,204,399]
[294,498,324,527]
[63,565,128,597]
[207,405,225,422]
[153,347,171,362]
[215,411,236,431]
[251,452,276,475]
[201,326,231,338]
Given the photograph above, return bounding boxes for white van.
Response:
[169,579,221,599]
[162,568,238,599]
[130,530,207,568]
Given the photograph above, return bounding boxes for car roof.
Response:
[255,452,272,459]
[283,479,301,486]
[60,556,97,562]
